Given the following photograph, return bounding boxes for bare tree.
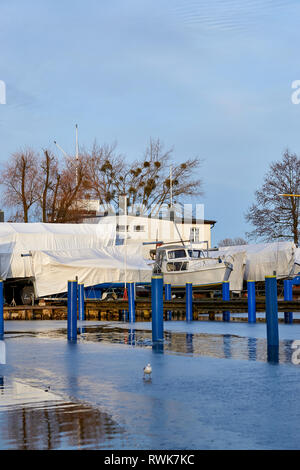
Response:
[125,138,203,215]
[49,154,88,223]
[1,148,40,222]
[219,237,248,247]
[83,141,125,210]
[38,150,59,222]
[1,137,204,223]
[0,147,89,223]
[245,150,300,244]
[84,137,203,215]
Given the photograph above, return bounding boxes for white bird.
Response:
[143,363,152,378]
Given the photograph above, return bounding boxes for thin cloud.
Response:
[173,0,300,33]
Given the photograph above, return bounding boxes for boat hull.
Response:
[162,264,231,287]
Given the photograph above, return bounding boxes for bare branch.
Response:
[245,150,300,244]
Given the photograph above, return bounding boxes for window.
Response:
[168,249,187,259]
[116,224,129,232]
[166,261,189,272]
[134,225,145,232]
[190,227,200,243]
[188,249,205,259]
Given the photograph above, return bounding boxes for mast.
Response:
[124,194,127,292]
[54,124,79,186]
[75,124,79,187]
[170,165,173,208]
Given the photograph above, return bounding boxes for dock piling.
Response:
[186,283,193,322]
[165,283,172,320]
[265,276,279,361]
[222,281,230,322]
[128,282,136,323]
[247,280,256,323]
[151,275,164,343]
[67,280,78,342]
[121,309,128,322]
[0,281,3,339]
[283,279,293,324]
[78,283,85,321]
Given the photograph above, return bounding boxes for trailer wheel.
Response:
[21,285,35,305]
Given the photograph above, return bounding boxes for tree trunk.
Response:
[21,157,28,223]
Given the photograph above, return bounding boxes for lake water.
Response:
[0,319,300,450]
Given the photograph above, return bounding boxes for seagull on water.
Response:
[143,363,152,378]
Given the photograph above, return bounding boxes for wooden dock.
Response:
[2,297,300,321]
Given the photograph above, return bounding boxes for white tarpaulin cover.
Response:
[0,222,116,280]
[218,241,296,283]
[32,246,152,297]
[209,250,247,291]
[293,248,300,271]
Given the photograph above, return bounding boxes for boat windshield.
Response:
[167,249,187,259]
[166,261,189,272]
[187,250,205,259]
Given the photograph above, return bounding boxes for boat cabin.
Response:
[155,245,208,273]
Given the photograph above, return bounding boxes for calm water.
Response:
[0,383,126,450]
[1,320,300,450]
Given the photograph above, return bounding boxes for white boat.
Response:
[153,243,232,287]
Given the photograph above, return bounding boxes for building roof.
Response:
[84,213,216,227]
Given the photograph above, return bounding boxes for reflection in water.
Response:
[0,377,125,450]
[7,324,299,366]
[2,323,299,450]
[78,326,86,335]
[0,400,125,450]
[128,328,135,346]
[71,325,298,365]
[186,333,194,354]
[267,346,279,364]
[284,342,293,363]
[248,337,257,362]
[223,334,231,359]
[152,342,164,354]
[65,342,80,398]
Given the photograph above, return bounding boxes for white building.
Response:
[97,213,216,259]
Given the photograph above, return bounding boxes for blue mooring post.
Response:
[222,281,230,321]
[121,309,128,322]
[78,283,85,321]
[265,276,279,361]
[128,282,135,323]
[0,280,3,340]
[247,280,256,323]
[283,279,293,324]
[151,275,164,343]
[186,283,193,322]
[67,280,78,342]
[165,283,172,320]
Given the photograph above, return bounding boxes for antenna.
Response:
[53,140,68,158]
[75,124,79,187]
[75,124,79,160]
[53,124,79,186]
[170,165,173,208]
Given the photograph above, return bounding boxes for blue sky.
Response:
[1,0,300,245]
